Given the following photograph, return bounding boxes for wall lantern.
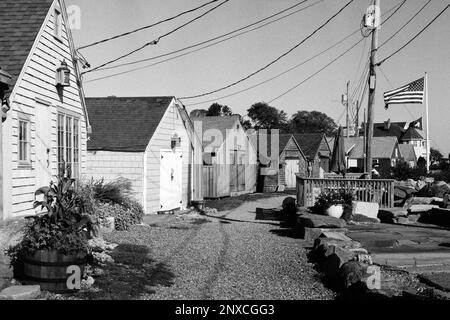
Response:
[171,133,181,149]
[0,67,12,122]
[56,60,71,87]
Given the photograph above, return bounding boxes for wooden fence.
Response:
[296,175,395,208]
[203,165,216,198]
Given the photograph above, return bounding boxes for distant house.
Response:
[85,96,203,214]
[192,115,257,198]
[362,120,426,162]
[293,133,331,178]
[257,133,308,191]
[399,144,417,168]
[0,0,90,219]
[344,136,401,177]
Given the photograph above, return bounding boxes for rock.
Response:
[355,254,373,265]
[416,179,427,191]
[421,208,450,228]
[408,204,439,213]
[421,177,435,184]
[339,261,367,289]
[92,252,114,264]
[282,197,297,215]
[396,217,410,224]
[323,250,355,280]
[297,213,347,229]
[407,214,421,223]
[88,237,108,252]
[319,231,353,242]
[81,276,95,289]
[0,285,41,300]
[394,188,407,199]
[350,214,380,224]
[404,197,443,209]
[301,227,348,241]
[377,208,408,223]
[100,217,115,234]
[352,201,379,220]
[314,237,362,251]
[431,181,450,198]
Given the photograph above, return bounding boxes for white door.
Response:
[285,159,300,188]
[160,150,182,211]
[35,101,53,189]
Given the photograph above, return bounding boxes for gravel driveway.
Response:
[100,195,334,300]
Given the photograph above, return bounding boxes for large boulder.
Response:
[431,181,450,198]
[352,201,379,220]
[378,208,408,223]
[0,285,40,300]
[297,213,347,229]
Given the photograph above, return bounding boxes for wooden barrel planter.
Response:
[22,250,87,293]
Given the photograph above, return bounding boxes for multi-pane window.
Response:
[58,113,80,178]
[18,120,30,164]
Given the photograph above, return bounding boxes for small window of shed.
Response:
[54,9,62,39]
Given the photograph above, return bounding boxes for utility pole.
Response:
[364,0,380,177]
[346,81,350,138]
[355,100,360,137]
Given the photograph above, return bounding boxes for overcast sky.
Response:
[67,0,450,155]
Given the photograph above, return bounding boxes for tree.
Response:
[190,109,208,117]
[206,103,233,116]
[430,147,443,165]
[247,102,288,130]
[291,110,337,135]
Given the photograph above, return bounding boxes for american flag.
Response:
[383,77,424,109]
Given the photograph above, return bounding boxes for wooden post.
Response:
[346,80,350,138]
[425,72,430,173]
[365,0,380,178]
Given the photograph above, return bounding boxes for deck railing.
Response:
[296,175,395,208]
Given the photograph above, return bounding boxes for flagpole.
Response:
[425,72,430,173]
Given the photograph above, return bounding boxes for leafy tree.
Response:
[430,147,443,164]
[247,102,288,130]
[291,110,337,135]
[206,103,233,116]
[190,109,208,117]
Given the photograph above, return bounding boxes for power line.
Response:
[181,0,404,106]
[379,0,432,49]
[268,37,364,103]
[77,0,223,50]
[378,4,450,66]
[82,0,231,75]
[178,0,356,100]
[350,36,369,92]
[85,1,324,84]
[91,0,317,73]
[183,28,362,106]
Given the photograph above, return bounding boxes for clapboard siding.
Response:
[85,151,145,204]
[145,102,191,214]
[2,0,87,219]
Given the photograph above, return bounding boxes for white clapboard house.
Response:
[0,0,90,219]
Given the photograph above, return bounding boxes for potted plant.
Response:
[313,189,354,218]
[6,166,96,292]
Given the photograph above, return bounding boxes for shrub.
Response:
[313,189,354,213]
[93,201,144,231]
[390,161,427,181]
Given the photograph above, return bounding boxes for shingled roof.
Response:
[0,0,53,96]
[344,136,398,159]
[86,96,175,152]
[401,127,424,140]
[293,133,328,160]
[399,144,417,163]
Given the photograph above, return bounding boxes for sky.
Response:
[67,0,450,155]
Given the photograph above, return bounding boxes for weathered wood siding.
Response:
[2,1,87,218]
[85,151,144,204]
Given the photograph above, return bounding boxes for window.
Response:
[372,159,379,167]
[54,9,62,39]
[18,119,30,165]
[58,113,80,178]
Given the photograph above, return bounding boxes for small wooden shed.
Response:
[86,96,203,214]
[191,115,257,198]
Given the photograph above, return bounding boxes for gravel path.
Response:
[94,195,335,300]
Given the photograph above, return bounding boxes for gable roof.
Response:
[0,0,54,97]
[344,136,398,159]
[293,133,328,160]
[86,96,175,152]
[401,127,424,140]
[191,115,241,149]
[256,133,305,163]
[399,144,417,162]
